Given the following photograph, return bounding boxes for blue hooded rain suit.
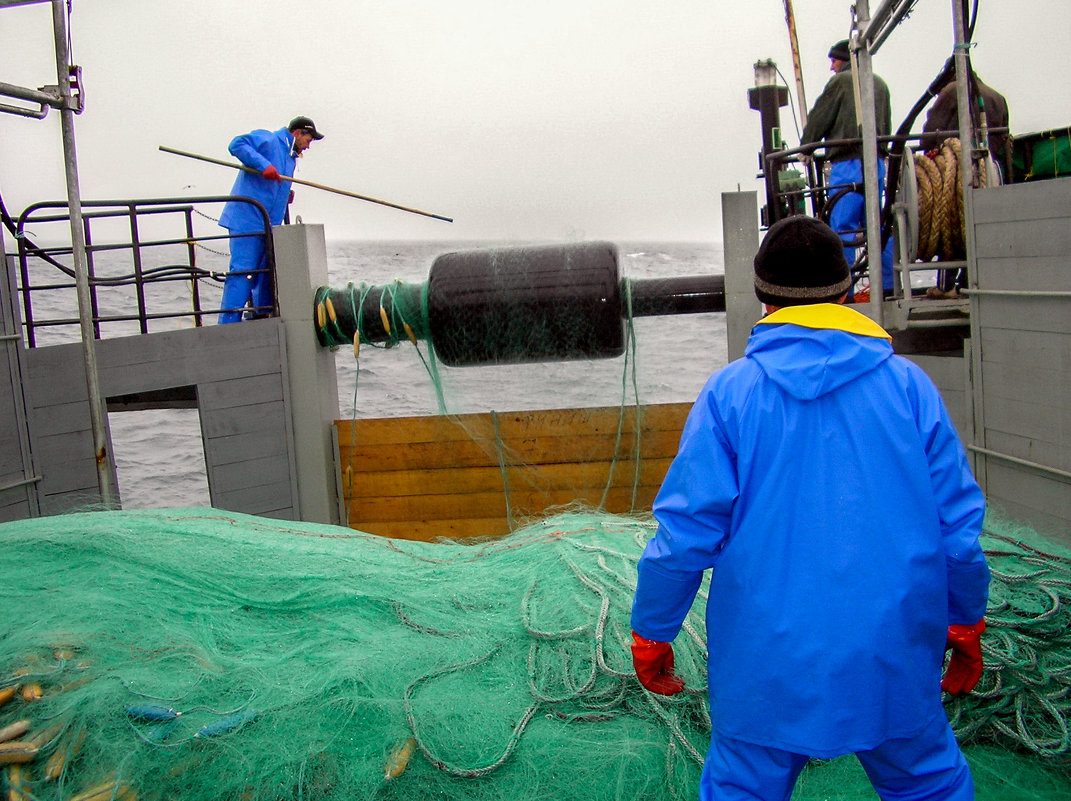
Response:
[631,304,989,800]
[218,127,297,323]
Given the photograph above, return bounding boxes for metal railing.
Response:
[14,195,276,346]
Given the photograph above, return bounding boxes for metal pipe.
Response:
[967,445,1071,484]
[0,100,48,119]
[0,80,60,108]
[52,0,117,507]
[958,288,1071,298]
[625,275,726,317]
[851,4,887,325]
[952,0,975,192]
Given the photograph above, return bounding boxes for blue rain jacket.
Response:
[632,304,989,758]
[218,127,296,233]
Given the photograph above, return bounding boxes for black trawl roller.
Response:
[314,241,724,366]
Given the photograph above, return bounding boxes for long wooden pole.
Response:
[159,145,453,223]
[782,0,808,129]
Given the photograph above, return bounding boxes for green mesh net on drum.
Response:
[0,508,1068,801]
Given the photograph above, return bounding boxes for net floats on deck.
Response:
[314,241,725,367]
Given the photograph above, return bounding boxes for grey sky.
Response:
[1,1,1068,242]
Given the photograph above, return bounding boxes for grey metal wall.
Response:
[0,247,39,522]
[968,178,1071,544]
[22,319,300,519]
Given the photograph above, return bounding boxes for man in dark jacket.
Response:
[218,116,324,323]
[921,67,1011,178]
[630,215,989,801]
[801,40,894,291]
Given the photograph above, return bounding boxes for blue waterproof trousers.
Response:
[219,233,271,324]
[828,158,895,291]
[699,713,973,801]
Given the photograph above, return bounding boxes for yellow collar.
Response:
[756,304,891,341]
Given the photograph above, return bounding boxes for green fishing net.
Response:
[0,508,1067,801]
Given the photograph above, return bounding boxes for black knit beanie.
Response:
[753,216,851,306]
[828,39,850,61]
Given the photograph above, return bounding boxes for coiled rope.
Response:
[914,137,988,262]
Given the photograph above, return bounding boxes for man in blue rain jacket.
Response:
[630,216,989,800]
[217,116,324,323]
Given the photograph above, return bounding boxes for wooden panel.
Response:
[984,429,1070,475]
[973,296,1068,335]
[19,317,298,519]
[214,479,296,518]
[979,358,1070,411]
[972,179,1071,226]
[341,428,683,473]
[211,453,295,494]
[200,400,287,439]
[982,460,1071,550]
[974,217,1071,261]
[345,457,674,499]
[199,374,285,411]
[979,328,1071,372]
[349,485,663,525]
[23,400,93,436]
[974,255,1070,293]
[204,426,289,468]
[337,402,690,541]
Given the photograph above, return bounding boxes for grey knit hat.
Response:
[753,216,851,306]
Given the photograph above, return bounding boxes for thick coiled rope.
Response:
[914,137,988,262]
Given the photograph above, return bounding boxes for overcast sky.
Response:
[1,1,1068,243]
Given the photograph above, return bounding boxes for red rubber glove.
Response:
[262,165,280,181]
[631,631,685,695]
[941,619,986,696]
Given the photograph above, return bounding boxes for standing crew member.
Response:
[921,64,1011,179]
[630,216,990,801]
[801,39,895,293]
[218,116,324,324]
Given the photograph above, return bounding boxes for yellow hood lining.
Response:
[756,304,892,341]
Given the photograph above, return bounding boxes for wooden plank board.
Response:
[345,457,674,499]
[337,402,690,540]
[336,403,690,448]
[973,297,1068,335]
[980,358,1069,411]
[199,374,285,411]
[348,485,661,526]
[204,427,289,468]
[200,400,287,439]
[972,179,1071,226]
[983,460,1071,541]
[211,453,295,494]
[213,478,295,517]
[974,217,1071,261]
[340,427,684,472]
[983,430,1070,475]
[974,254,1071,292]
[979,328,1071,372]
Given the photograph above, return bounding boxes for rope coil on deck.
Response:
[913,137,988,262]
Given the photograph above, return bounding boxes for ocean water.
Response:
[19,239,728,509]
